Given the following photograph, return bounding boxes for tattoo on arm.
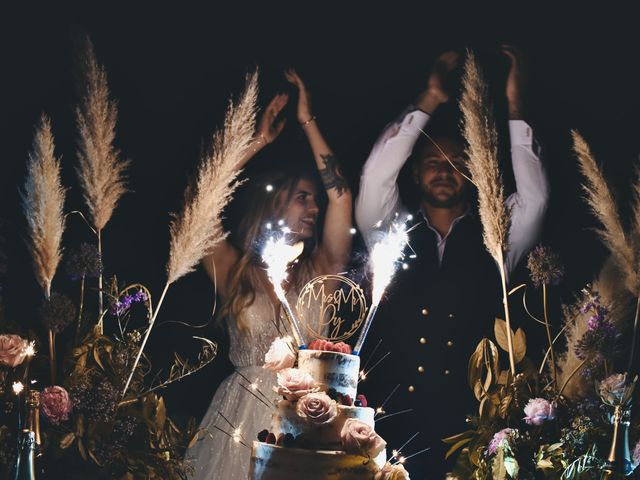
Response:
[319,154,349,197]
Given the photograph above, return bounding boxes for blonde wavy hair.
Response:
[220,169,319,334]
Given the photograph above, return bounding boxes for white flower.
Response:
[341,418,386,458]
[264,336,296,371]
[275,368,319,401]
[296,392,338,425]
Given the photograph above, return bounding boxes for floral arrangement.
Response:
[0,39,258,479]
[444,247,640,479]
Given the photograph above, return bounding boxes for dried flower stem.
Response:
[75,274,86,345]
[121,281,169,398]
[48,330,55,384]
[97,230,104,331]
[627,296,640,374]
[558,359,587,398]
[497,250,517,376]
[543,284,558,392]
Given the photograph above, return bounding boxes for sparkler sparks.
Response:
[261,233,306,348]
[12,382,24,395]
[24,341,36,357]
[353,219,410,355]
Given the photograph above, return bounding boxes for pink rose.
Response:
[296,392,338,425]
[264,336,296,371]
[0,334,28,368]
[523,398,556,426]
[41,386,72,425]
[275,368,319,401]
[375,463,410,480]
[341,418,386,458]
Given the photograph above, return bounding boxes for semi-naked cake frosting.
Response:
[249,342,409,480]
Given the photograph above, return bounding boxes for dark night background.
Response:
[1,2,639,422]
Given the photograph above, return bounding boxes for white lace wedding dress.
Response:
[187,277,321,479]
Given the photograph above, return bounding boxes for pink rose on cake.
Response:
[275,368,319,401]
[341,418,386,458]
[375,463,410,480]
[0,334,29,367]
[296,392,338,425]
[264,336,296,371]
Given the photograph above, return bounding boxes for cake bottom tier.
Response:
[249,442,384,479]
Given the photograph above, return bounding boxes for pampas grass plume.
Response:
[572,130,637,294]
[21,114,66,299]
[166,72,258,284]
[459,50,510,262]
[75,39,129,232]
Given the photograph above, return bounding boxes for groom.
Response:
[355,47,549,478]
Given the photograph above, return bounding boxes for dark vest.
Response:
[360,215,502,479]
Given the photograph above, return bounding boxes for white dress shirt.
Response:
[355,107,549,276]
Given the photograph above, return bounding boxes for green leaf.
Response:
[504,456,519,478]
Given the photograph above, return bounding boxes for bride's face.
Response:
[278,179,319,241]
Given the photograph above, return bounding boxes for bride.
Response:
[186,69,353,479]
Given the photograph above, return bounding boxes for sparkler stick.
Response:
[262,235,307,348]
[353,220,409,355]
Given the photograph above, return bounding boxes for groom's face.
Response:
[413,138,469,209]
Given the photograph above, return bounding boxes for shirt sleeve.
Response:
[355,107,431,248]
[504,120,550,276]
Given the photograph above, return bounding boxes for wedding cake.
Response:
[249,338,409,479]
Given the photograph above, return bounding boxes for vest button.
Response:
[446,340,454,347]
[408,385,415,393]
[418,366,425,373]
[419,337,427,344]
[421,308,429,316]
[448,313,454,319]
[444,369,450,375]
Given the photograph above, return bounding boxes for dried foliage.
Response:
[460,50,511,262]
[21,115,66,298]
[166,72,258,284]
[572,130,637,294]
[75,39,129,232]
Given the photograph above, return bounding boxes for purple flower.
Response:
[39,293,76,334]
[527,245,564,287]
[487,428,515,456]
[70,379,119,423]
[523,398,556,426]
[575,289,617,377]
[109,289,148,316]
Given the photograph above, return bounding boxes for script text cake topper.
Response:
[296,274,367,342]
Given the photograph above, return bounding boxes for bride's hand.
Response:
[285,69,314,125]
[256,92,288,144]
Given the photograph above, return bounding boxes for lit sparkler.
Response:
[12,382,24,396]
[353,219,409,355]
[262,234,307,348]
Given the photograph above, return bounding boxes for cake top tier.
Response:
[298,349,360,399]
